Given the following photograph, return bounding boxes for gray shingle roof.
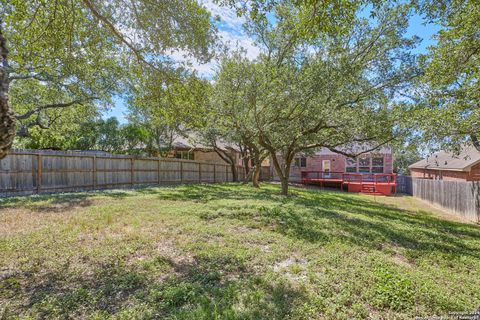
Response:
[409,144,480,171]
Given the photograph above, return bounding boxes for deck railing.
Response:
[301,171,397,185]
[301,171,344,180]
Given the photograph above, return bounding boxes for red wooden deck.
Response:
[301,171,397,196]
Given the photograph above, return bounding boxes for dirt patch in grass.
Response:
[273,257,308,284]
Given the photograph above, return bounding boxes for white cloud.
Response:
[201,0,245,31]
[168,0,260,78]
[168,49,219,77]
[218,30,261,60]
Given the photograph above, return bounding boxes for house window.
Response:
[294,157,307,168]
[358,156,370,173]
[175,151,194,160]
[371,157,384,173]
[346,158,357,173]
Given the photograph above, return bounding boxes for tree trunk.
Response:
[240,144,251,183]
[280,176,289,195]
[0,23,16,159]
[230,163,238,182]
[252,164,261,188]
[242,159,251,183]
[269,151,293,196]
[241,162,251,183]
[244,166,254,184]
[214,147,238,182]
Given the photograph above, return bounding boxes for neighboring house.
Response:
[409,144,480,181]
[272,145,394,182]
[167,134,243,166]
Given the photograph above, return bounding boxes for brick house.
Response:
[409,145,480,181]
[167,134,243,166]
[273,145,394,182]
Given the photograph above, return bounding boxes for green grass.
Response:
[1,183,479,319]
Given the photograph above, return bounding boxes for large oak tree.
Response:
[0,0,216,158]
[214,3,418,195]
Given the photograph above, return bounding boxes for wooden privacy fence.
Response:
[0,150,245,197]
[396,175,413,194]
[408,178,480,222]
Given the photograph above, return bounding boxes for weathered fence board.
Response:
[396,175,413,194]
[410,178,480,222]
[0,150,243,197]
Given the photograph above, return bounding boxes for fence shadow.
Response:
[0,190,132,212]
[2,183,479,262]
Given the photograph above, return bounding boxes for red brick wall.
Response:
[273,152,394,181]
[469,163,480,181]
[410,168,470,181]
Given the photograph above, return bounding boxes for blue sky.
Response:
[103,1,441,124]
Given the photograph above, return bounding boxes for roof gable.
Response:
[409,145,480,171]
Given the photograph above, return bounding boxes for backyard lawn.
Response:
[1,183,479,319]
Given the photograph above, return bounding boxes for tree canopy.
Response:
[211,3,418,194]
[0,0,216,158]
[407,0,480,152]
[1,0,479,195]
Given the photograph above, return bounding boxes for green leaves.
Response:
[2,0,217,148]
[410,0,480,150]
[127,69,212,155]
[212,2,418,194]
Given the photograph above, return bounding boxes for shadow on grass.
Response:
[0,183,276,213]
[165,184,480,261]
[0,190,133,212]
[2,183,480,318]
[1,253,306,319]
[2,183,480,261]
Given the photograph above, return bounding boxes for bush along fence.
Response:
[398,176,480,223]
[0,150,245,197]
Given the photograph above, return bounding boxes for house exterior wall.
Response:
[272,149,394,182]
[410,168,469,181]
[166,148,243,166]
[193,150,243,166]
[410,163,480,182]
[468,163,480,181]
[194,150,224,164]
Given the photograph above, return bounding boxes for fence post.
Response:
[475,181,480,223]
[180,161,183,184]
[31,154,36,191]
[198,162,202,183]
[131,157,134,186]
[93,155,97,189]
[37,154,42,194]
[157,158,161,185]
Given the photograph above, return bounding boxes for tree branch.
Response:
[81,0,162,72]
[325,137,395,158]
[15,97,97,120]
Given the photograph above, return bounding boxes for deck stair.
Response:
[360,184,384,195]
[361,184,375,193]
